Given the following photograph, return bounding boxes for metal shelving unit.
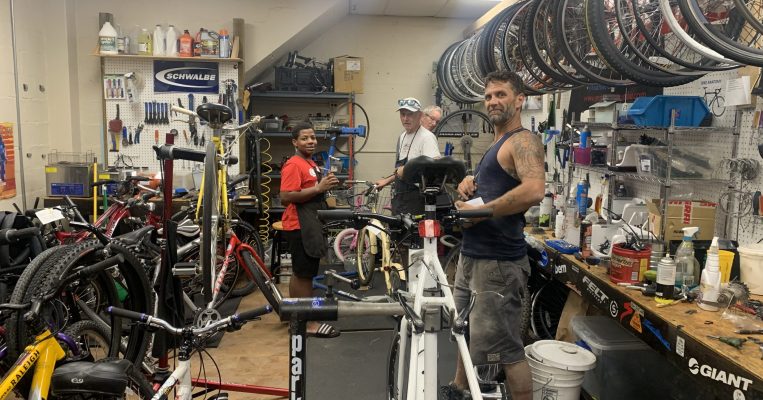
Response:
[571,112,739,240]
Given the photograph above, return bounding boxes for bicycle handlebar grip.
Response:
[401,215,415,229]
[317,209,354,220]
[457,208,493,219]
[107,306,148,323]
[171,105,196,117]
[235,305,273,322]
[153,145,206,163]
[140,191,155,202]
[0,227,40,245]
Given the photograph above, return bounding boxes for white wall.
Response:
[300,14,473,180]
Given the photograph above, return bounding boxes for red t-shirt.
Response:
[280,155,320,231]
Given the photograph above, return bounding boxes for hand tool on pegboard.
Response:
[121,126,129,147]
[134,123,143,144]
[144,102,149,125]
[108,104,122,152]
[128,127,133,145]
[188,93,198,146]
[155,129,159,145]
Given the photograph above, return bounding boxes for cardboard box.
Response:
[333,56,363,93]
[647,199,717,241]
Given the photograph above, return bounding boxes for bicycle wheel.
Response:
[331,101,370,155]
[531,279,570,340]
[711,95,725,117]
[387,332,403,400]
[201,142,219,305]
[434,110,494,174]
[441,242,461,286]
[356,227,377,286]
[333,227,358,263]
[229,220,265,298]
[63,319,112,361]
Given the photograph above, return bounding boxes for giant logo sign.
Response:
[154,61,219,93]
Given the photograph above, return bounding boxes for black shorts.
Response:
[285,230,321,278]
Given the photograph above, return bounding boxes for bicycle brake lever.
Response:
[394,292,424,334]
[452,291,476,335]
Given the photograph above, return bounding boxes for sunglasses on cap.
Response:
[398,98,421,108]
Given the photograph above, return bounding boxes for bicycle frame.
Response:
[359,221,406,295]
[54,200,162,244]
[0,330,66,400]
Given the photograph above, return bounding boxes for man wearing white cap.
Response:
[375,97,440,215]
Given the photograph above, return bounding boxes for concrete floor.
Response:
[198,283,290,400]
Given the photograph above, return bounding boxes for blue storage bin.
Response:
[627,95,710,127]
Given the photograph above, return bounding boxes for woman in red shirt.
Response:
[280,121,340,338]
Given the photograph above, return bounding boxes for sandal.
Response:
[307,323,341,338]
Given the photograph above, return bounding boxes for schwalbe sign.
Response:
[153,61,219,93]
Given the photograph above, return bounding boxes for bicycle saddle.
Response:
[113,225,155,247]
[402,156,466,186]
[196,103,233,127]
[50,359,132,396]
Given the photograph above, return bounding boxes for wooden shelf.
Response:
[95,53,242,63]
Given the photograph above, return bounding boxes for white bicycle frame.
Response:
[395,209,484,400]
[151,359,193,400]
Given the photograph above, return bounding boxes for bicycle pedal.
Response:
[172,261,198,277]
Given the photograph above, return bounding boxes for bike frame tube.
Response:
[152,358,190,400]
[0,330,66,400]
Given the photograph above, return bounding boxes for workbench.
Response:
[530,229,763,400]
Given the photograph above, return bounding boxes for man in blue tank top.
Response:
[443,71,545,400]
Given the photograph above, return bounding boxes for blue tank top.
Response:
[461,128,527,261]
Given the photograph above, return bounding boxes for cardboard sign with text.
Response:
[333,56,363,93]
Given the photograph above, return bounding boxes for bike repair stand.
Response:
[323,125,366,175]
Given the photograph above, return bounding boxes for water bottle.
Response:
[219,29,231,58]
[539,192,553,228]
[99,21,118,55]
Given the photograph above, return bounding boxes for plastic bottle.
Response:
[554,211,565,239]
[675,227,700,288]
[153,24,165,56]
[193,28,204,57]
[698,237,722,312]
[575,175,589,219]
[539,192,554,228]
[580,125,591,149]
[179,30,193,57]
[656,256,676,302]
[165,25,178,57]
[99,21,118,55]
[138,28,152,55]
[219,29,231,58]
[115,24,125,54]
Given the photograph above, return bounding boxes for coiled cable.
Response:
[259,137,273,246]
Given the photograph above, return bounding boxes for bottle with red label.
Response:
[179,30,193,57]
[193,28,204,57]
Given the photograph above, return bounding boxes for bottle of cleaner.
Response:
[575,175,589,219]
[165,25,178,57]
[153,24,165,56]
[99,21,118,55]
[655,256,676,303]
[554,210,565,239]
[219,29,231,58]
[115,24,125,54]
[193,29,204,57]
[675,227,700,288]
[698,237,721,312]
[179,30,193,57]
[580,125,591,149]
[138,28,152,55]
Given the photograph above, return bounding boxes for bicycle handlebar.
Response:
[279,298,403,322]
[0,227,40,245]
[107,305,273,335]
[153,145,206,162]
[317,210,402,227]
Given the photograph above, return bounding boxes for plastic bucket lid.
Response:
[529,340,597,372]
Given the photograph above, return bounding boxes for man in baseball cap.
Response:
[375,97,440,215]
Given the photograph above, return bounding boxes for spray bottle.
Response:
[675,227,700,288]
[575,174,589,219]
[698,237,721,312]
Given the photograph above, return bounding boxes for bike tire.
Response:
[201,142,219,305]
[333,227,358,263]
[356,228,377,286]
[63,319,113,361]
[442,242,461,286]
[241,250,280,314]
[387,332,402,400]
[229,220,265,298]
[531,279,570,340]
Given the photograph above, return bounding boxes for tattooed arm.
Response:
[481,131,546,217]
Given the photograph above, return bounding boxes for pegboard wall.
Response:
[102,58,241,177]
[555,69,762,244]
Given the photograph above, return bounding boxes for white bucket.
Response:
[525,341,596,400]
[738,244,763,295]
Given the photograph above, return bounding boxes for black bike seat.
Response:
[50,359,132,396]
[196,103,233,126]
[114,225,155,247]
[402,156,466,186]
